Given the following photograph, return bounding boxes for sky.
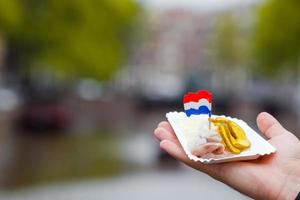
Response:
[138,0,261,11]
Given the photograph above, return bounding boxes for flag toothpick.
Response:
[183,90,212,129]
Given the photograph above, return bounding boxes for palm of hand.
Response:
[154,112,300,200]
[217,131,300,200]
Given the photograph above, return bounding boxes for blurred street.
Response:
[0,166,249,200]
[0,0,300,199]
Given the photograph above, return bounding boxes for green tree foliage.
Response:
[209,13,250,69]
[254,0,300,76]
[0,0,139,80]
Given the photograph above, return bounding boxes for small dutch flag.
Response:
[183,90,212,117]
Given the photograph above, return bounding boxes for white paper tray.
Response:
[166,111,276,164]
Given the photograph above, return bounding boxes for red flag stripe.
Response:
[183,90,212,103]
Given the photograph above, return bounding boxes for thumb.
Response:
[256,112,288,139]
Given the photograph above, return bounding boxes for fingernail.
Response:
[160,140,173,149]
[154,128,160,136]
[158,121,166,127]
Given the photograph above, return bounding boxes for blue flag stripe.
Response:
[185,106,211,117]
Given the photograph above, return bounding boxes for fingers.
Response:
[160,140,190,162]
[157,121,173,133]
[160,140,211,171]
[160,140,228,179]
[155,123,213,172]
[154,121,179,144]
[160,139,201,168]
[256,112,287,139]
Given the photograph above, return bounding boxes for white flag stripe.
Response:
[184,99,211,110]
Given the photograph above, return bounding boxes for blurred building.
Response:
[115,3,299,133]
[116,7,252,104]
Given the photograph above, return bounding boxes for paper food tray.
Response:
[166,111,276,164]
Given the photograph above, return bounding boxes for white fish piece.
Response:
[166,111,276,164]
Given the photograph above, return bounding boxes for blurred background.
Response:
[0,0,299,199]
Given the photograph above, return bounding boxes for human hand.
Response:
[154,112,300,200]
